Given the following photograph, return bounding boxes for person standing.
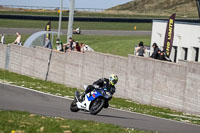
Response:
[44,37,52,49]
[1,34,5,44]
[135,41,145,57]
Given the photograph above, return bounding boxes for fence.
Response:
[0,44,200,114]
[0,5,105,12]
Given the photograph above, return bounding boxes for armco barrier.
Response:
[0,14,199,23]
[1,45,200,114]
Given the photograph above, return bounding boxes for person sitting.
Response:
[63,37,73,52]
[75,41,81,52]
[56,38,63,52]
[158,50,172,62]
[150,43,160,59]
[13,32,22,46]
[73,27,81,34]
[83,44,94,52]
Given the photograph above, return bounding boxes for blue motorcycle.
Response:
[70,86,112,115]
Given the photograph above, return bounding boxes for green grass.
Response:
[4,34,151,57]
[4,34,30,45]
[0,69,78,97]
[0,110,152,133]
[73,35,151,57]
[0,69,200,125]
[0,19,152,31]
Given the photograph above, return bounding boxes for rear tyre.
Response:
[89,98,105,115]
[70,99,80,112]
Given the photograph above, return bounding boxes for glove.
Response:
[110,88,115,95]
[93,85,99,89]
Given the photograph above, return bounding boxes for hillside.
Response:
[108,0,198,18]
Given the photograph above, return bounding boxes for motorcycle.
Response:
[73,27,81,34]
[70,86,112,115]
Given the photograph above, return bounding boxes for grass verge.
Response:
[0,69,200,125]
[0,110,153,133]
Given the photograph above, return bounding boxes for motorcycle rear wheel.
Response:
[70,99,80,112]
[89,98,105,115]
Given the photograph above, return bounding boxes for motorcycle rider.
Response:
[80,74,118,104]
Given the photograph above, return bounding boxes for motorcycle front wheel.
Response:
[89,98,105,115]
[70,99,80,112]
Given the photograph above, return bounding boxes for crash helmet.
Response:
[109,74,118,86]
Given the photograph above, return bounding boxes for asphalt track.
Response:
[0,28,151,36]
[0,83,200,133]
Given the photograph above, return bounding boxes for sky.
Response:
[0,0,132,9]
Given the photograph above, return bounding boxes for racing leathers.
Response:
[85,78,116,96]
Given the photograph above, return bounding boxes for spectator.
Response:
[83,44,94,52]
[75,41,81,52]
[64,43,70,52]
[80,43,85,53]
[135,41,145,57]
[73,27,81,34]
[44,37,52,49]
[158,50,172,62]
[72,40,77,51]
[0,34,5,44]
[56,38,63,52]
[13,32,22,46]
[150,43,160,59]
[69,37,74,50]
[63,37,74,52]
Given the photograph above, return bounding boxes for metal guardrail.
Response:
[0,14,199,23]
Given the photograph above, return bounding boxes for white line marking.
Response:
[1,82,200,127]
[0,82,73,100]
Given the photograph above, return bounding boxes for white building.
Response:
[151,20,200,62]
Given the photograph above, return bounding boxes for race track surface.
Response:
[0,83,200,133]
[0,28,151,36]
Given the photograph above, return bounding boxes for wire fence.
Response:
[0,5,105,12]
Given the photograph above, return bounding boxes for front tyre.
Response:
[89,98,105,115]
[70,99,80,112]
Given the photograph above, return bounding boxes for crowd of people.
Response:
[1,33,94,54]
[1,32,171,62]
[135,41,171,62]
[150,43,171,62]
[55,37,94,53]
